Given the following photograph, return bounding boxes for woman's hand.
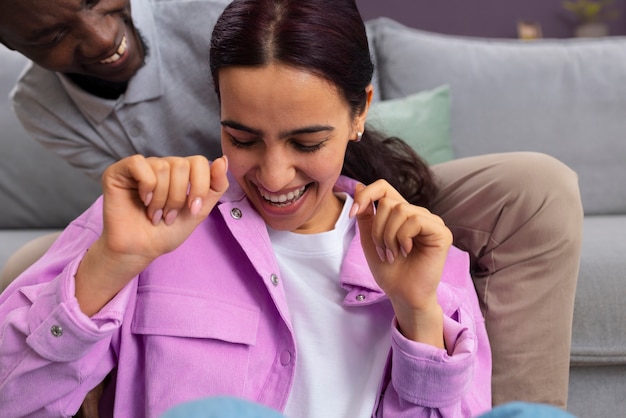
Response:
[75,155,229,316]
[351,180,452,348]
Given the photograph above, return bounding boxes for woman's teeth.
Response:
[260,186,306,206]
[101,36,127,64]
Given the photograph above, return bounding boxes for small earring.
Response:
[356,131,363,142]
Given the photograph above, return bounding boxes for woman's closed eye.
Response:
[292,139,328,153]
[227,133,256,149]
[227,132,328,153]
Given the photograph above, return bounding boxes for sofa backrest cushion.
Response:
[367,17,626,215]
[0,45,100,229]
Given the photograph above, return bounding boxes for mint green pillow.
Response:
[366,85,453,165]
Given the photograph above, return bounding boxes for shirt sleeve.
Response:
[0,206,134,416]
[377,307,492,417]
[24,253,133,361]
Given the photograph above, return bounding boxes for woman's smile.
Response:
[258,184,308,207]
[252,181,314,222]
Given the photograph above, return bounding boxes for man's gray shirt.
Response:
[12,0,229,180]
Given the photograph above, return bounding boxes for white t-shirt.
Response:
[268,194,392,418]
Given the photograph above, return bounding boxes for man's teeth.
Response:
[260,186,306,204]
[100,36,127,64]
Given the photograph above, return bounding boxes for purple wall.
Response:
[357,0,626,38]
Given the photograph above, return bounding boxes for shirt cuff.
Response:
[25,251,133,362]
[389,309,476,407]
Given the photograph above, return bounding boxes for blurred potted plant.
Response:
[562,0,620,37]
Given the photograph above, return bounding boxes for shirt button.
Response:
[280,350,292,366]
[270,274,279,286]
[355,294,366,302]
[50,325,63,337]
[129,124,142,137]
[230,208,243,219]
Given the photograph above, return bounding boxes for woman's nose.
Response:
[76,13,118,60]
[257,148,295,192]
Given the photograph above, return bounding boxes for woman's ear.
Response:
[354,84,374,134]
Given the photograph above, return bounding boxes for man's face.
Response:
[0,0,145,83]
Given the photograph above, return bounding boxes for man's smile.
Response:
[100,36,128,64]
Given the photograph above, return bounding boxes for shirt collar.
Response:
[219,175,384,300]
[57,0,163,124]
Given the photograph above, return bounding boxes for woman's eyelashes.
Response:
[293,138,328,153]
[227,133,328,153]
[227,134,254,149]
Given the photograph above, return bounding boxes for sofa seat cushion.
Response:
[0,229,61,276]
[571,215,626,366]
[567,365,626,417]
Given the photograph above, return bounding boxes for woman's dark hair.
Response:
[209,0,438,207]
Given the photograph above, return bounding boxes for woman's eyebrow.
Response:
[279,125,334,138]
[221,120,334,138]
[221,120,261,136]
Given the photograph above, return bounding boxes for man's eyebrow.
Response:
[221,120,334,138]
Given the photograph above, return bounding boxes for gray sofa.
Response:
[1,17,625,417]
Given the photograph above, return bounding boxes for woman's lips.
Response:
[258,185,307,207]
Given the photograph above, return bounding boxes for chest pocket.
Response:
[131,285,260,343]
[130,285,261,400]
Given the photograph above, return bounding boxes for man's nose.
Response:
[76,13,118,60]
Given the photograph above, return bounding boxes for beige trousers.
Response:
[0,152,583,409]
[430,152,583,408]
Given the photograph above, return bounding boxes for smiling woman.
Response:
[0,0,491,417]
[218,64,359,234]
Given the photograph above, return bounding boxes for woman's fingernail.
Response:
[143,192,153,207]
[401,246,408,258]
[349,203,359,218]
[376,246,386,263]
[151,209,163,226]
[386,248,395,264]
[190,197,203,215]
[164,210,178,226]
